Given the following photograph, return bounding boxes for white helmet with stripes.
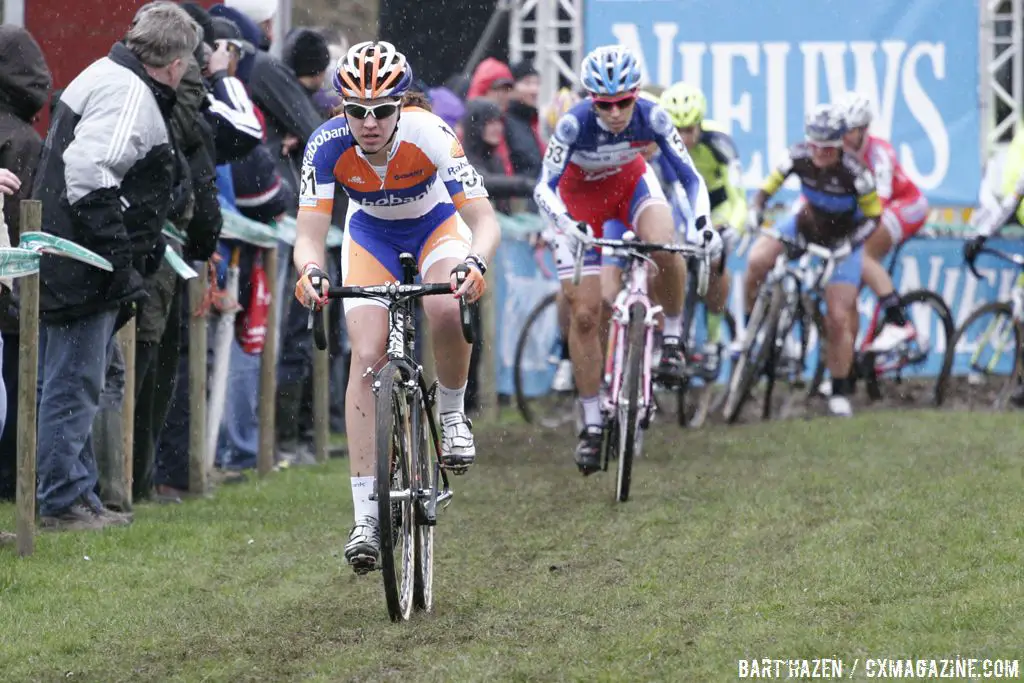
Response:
[837,91,873,129]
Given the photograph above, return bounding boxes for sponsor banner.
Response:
[583,0,980,205]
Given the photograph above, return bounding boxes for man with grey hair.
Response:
[30,1,199,531]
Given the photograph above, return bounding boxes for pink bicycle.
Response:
[571,227,715,502]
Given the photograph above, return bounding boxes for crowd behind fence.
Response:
[0,1,1015,557]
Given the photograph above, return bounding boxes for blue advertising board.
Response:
[495,232,1024,397]
[582,0,980,205]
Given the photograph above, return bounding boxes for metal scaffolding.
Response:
[980,0,1024,154]
[508,0,584,112]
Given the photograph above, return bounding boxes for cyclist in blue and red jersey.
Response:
[533,44,718,474]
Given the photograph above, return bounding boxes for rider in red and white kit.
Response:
[837,91,924,352]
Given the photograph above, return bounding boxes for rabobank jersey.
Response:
[534,97,710,230]
[298,107,489,224]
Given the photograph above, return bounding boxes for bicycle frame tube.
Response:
[603,258,658,416]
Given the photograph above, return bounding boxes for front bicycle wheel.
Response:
[411,384,434,613]
[763,297,827,421]
[374,365,415,622]
[616,302,647,503]
[513,292,576,428]
[723,284,782,423]
[941,302,1023,410]
[677,309,737,428]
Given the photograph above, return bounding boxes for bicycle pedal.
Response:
[348,555,379,575]
[440,462,471,476]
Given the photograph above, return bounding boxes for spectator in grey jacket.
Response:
[30,1,200,531]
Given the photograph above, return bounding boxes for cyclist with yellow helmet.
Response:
[658,82,747,372]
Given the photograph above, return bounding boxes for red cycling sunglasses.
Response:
[592,94,637,111]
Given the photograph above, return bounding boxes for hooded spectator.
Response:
[0,26,51,245]
[461,99,535,214]
[428,86,466,133]
[504,60,545,180]
[0,25,51,501]
[226,0,275,50]
[467,57,514,112]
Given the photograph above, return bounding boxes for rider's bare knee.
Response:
[572,303,602,337]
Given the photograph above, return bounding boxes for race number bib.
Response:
[458,165,488,199]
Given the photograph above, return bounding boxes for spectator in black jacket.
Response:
[460,99,534,412]
[274,27,332,464]
[505,60,544,180]
[30,2,200,531]
[151,3,264,503]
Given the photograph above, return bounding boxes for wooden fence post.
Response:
[188,270,208,494]
[117,321,136,507]
[16,200,41,557]
[257,246,278,476]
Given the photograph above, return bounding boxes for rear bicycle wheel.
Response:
[723,285,782,423]
[616,302,647,503]
[862,289,954,406]
[411,384,434,612]
[513,292,576,428]
[942,302,1023,410]
[374,365,415,622]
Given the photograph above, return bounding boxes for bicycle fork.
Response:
[601,301,660,426]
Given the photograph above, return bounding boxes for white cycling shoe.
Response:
[827,395,853,418]
[344,517,381,575]
[440,411,476,473]
[866,322,916,354]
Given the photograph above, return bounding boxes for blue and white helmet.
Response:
[579,45,642,97]
[804,103,846,146]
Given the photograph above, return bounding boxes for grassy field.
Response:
[1,411,1022,682]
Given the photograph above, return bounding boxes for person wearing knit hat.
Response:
[283,28,330,92]
[180,2,216,48]
[225,0,276,47]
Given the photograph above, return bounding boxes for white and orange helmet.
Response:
[332,40,414,100]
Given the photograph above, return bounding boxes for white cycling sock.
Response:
[663,314,683,339]
[579,395,602,428]
[437,381,467,414]
[351,476,377,524]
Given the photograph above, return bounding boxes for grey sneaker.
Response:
[85,499,133,526]
[440,411,475,473]
[40,504,111,532]
[344,518,381,575]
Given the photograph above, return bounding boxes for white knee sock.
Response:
[579,395,602,428]
[663,314,683,339]
[351,476,377,524]
[437,381,467,414]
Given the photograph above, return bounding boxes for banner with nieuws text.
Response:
[582,0,980,205]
